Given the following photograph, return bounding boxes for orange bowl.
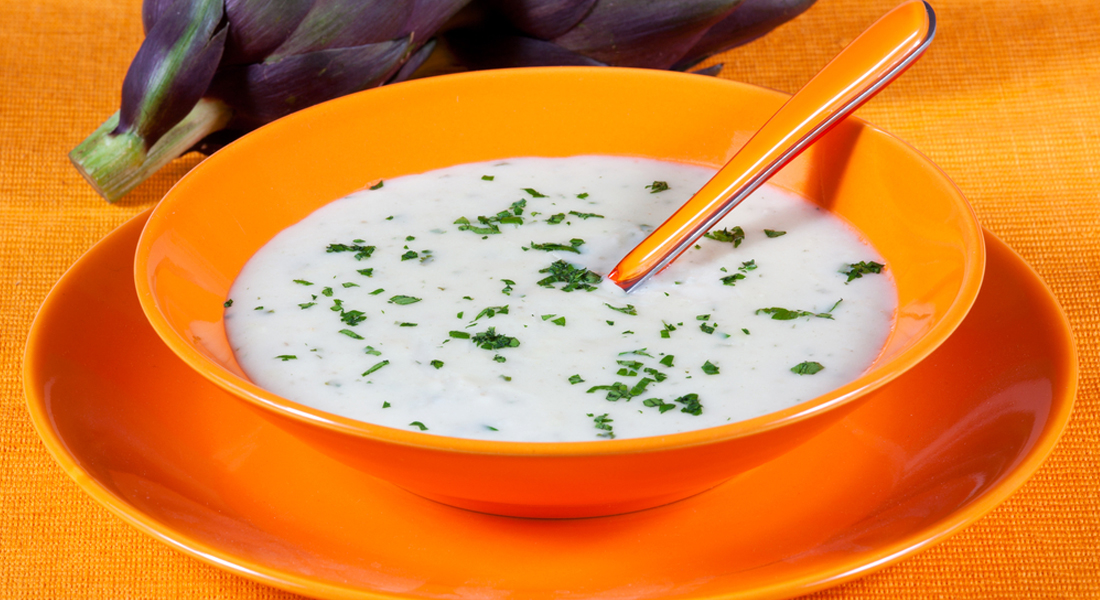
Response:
[135,67,984,518]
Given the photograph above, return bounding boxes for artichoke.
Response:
[71,0,816,202]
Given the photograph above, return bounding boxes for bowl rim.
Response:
[135,66,986,456]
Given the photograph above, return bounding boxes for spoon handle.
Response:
[609,0,936,292]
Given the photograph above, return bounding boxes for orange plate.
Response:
[25,211,1075,598]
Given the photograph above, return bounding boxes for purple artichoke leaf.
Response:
[673,0,817,70]
[487,0,597,40]
[445,28,604,69]
[409,0,478,38]
[388,38,437,84]
[118,0,227,148]
[553,0,744,69]
[210,36,412,127]
[142,0,182,34]
[267,0,416,59]
[223,0,317,65]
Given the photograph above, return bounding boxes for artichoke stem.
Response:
[69,98,232,203]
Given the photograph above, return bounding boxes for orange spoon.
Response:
[609,0,936,292]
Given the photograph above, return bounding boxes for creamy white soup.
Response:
[225,156,896,441]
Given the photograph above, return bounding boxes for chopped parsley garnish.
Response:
[342,282,359,288]
[369,288,385,295]
[643,367,668,382]
[400,250,419,261]
[764,229,787,238]
[340,310,367,326]
[253,306,263,310]
[568,210,603,220]
[568,374,585,385]
[546,213,566,224]
[659,355,675,367]
[586,382,633,401]
[321,287,334,297]
[298,302,316,309]
[617,359,643,371]
[339,329,365,340]
[453,216,501,235]
[486,425,498,431]
[523,187,548,198]
[739,260,757,272]
[274,355,297,361]
[382,401,391,408]
[500,375,512,382]
[449,331,471,339]
[643,398,677,413]
[791,361,825,375]
[537,260,601,292]
[405,235,415,241]
[493,354,506,363]
[841,260,885,283]
[362,360,390,376]
[500,279,515,295]
[529,238,585,254]
[364,346,382,356]
[755,300,841,320]
[409,421,428,430]
[699,322,716,334]
[223,299,233,307]
[587,413,615,438]
[675,393,703,415]
[474,305,509,320]
[357,268,373,277]
[659,322,677,338]
[646,181,670,193]
[551,316,566,326]
[742,328,750,335]
[696,314,711,321]
[620,349,654,357]
[388,295,422,305]
[510,199,526,215]
[701,360,720,375]
[326,242,376,260]
[293,279,314,286]
[720,273,746,286]
[576,192,589,199]
[369,181,384,190]
[470,327,520,350]
[398,322,418,327]
[704,226,745,247]
[605,303,637,315]
[481,175,494,181]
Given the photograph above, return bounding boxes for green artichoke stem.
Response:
[69,97,232,203]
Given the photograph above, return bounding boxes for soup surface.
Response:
[225,156,896,441]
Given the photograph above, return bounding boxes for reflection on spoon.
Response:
[609,0,936,293]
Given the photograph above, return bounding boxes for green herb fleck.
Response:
[721,273,746,286]
[755,300,840,320]
[500,279,515,295]
[293,279,314,286]
[321,287,334,297]
[704,226,745,247]
[841,260,885,283]
[791,361,825,375]
[699,322,715,334]
[546,213,566,225]
[523,187,548,198]
[493,354,507,363]
[764,229,786,238]
[364,346,382,356]
[474,305,509,321]
[275,355,297,361]
[620,349,654,357]
[223,299,233,308]
[659,322,677,339]
[298,302,316,309]
[739,260,757,272]
[382,401,391,408]
[340,310,366,326]
[537,260,602,292]
[398,322,417,327]
[568,374,585,385]
[701,360,720,375]
[482,175,494,181]
[742,328,750,335]
[342,282,359,288]
[449,331,471,339]
[362,360,390,376]
[470,327,520,350]
[659,355,675,367]
[568,210,603,220]
[369,288,385,295]
[388,295,422,305]
[529,238,585,254]
[587,413,615,438]
[400,250,419,261]
[646,181,670,193]
[675,393,703,415]
[576,192,589,199]
[326,242,376,260]
[369,181,384,190]
[643,398,677,413]
[409,421,428,431]
[551,316,566,326]
[605,303,637,315]
[339,329,365,340]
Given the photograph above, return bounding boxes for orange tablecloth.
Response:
[2,0,1097,597]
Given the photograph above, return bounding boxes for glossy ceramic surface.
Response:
[134,68,985,517]
[25,212,1075,599]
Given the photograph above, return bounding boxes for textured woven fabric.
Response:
[1,0,1097,598]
